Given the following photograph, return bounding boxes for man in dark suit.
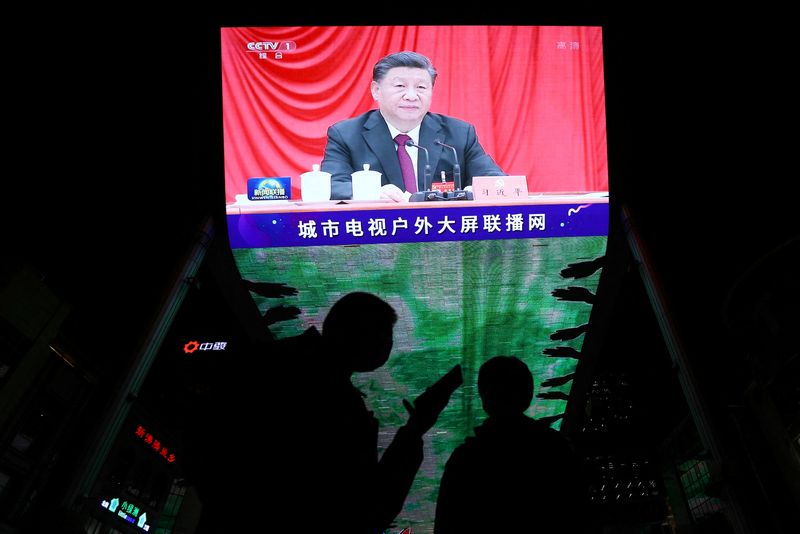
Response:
[322,51,505,201]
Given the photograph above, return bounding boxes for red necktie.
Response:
[394,134,417,193]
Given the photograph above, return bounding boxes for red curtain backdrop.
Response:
[221,26,608,202]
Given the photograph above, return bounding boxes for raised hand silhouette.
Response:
[549,323,589,341]
[560,255,606,279]
[542,346,582,359]
[262,304,301,326]
[541,372,575,388]
[552,286,596,303]
[536,390,570,401]
[242,279,299,298]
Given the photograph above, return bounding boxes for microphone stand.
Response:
[406,140,441,202]
[434,140,472,201]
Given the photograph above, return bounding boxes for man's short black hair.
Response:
[323,291,397,342]
[373,51,438,86]
[478,356,534,416]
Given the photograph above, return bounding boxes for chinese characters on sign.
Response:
[247,177,292,201]
[297,213,546,241]
[134,425,176,464]
[253,187,286,198]
[478,186,526,198]
[227,203,608,249]
[183,340,227,354]
[101,497,151,531]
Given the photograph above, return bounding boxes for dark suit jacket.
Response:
[322,110,505,200]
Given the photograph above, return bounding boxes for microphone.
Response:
[405,139,432,192]
[434,139,461,190]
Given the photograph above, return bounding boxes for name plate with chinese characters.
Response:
[471,176,529,202]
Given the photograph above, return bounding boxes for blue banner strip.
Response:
[227,202,608,249]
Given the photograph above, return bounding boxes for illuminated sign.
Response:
[247,177,292,200]
[101,497,151,531]
[182,340,228,354]
[134,425,176,463]
[228,202,608,249]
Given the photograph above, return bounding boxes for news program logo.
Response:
[246,40,296,60]
[248,177,292,201]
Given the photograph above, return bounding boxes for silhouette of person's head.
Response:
[322,292,397,374]
[478,356,533,417]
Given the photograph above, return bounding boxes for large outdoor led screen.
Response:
[222,25,609,532]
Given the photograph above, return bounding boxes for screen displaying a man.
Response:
[322,51,506,202]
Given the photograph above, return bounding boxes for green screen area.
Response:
[232,235,606,532]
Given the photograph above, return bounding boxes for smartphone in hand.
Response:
[404,364,463,434]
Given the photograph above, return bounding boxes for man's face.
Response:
[371,66,433,131]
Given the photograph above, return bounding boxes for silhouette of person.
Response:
[434,355,588,533]
[268,291,462,533]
